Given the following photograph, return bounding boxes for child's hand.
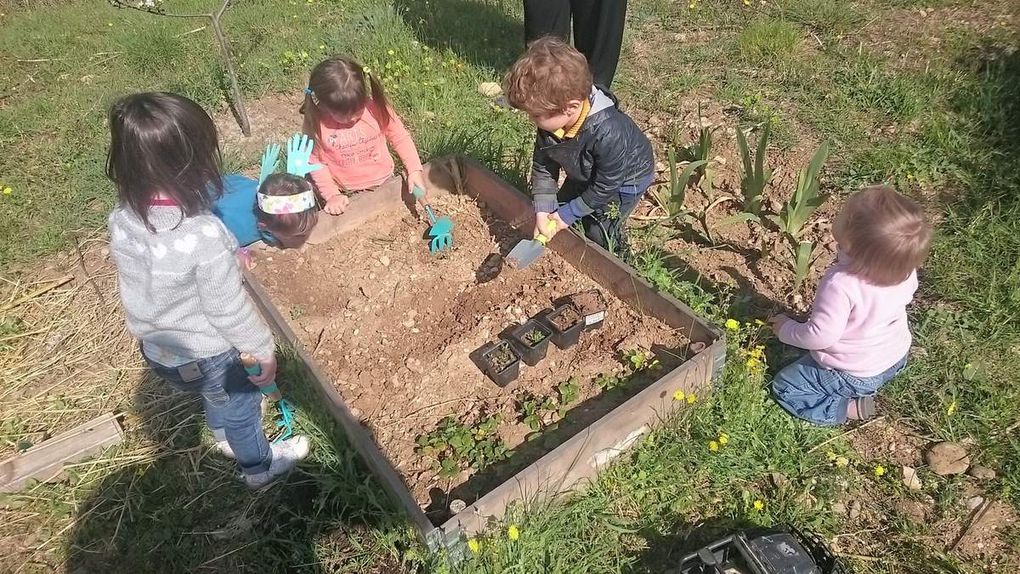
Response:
[768,314,791,335]
[248,355,281,400]
[235,247,255,270]
[324,195,349,215]
[535,212,555,240]
[407,170,427,202]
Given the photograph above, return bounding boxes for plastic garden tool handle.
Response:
[240,353,278,396]
[535,220,557,245]
[423,205,439,226]
[258,143,281,185]
[285,134,324,177]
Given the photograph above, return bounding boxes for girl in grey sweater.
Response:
[106,92,309,489]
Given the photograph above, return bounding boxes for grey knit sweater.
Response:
[109,205,275,366]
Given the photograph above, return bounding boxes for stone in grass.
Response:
[902,465,922,491]
[925,441,970,476]
[478,82,502,98]
[968,465,997,480]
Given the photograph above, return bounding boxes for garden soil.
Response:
[250,191,689,515]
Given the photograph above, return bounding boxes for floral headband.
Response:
[257,134,323,215]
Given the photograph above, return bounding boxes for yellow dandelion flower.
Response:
[2,186,11,195]
[673,389,686,401]
[743,0,751,5]
[319,44,325,50]
[725,319,740,331]
[507,524,520,541]
[746,357,761,370]
[826,451,838,461]
[388,49,395,56]
[873,465,886,477]
[946,400,957,416]
[835,456,849,468]
[467,538,480,553]
[709,440,719,452]
[753,499,765,511]
[686,394,697,404]
[718,433,729,445]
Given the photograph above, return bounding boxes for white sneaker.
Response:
[244,436,310,490]
[216,440,236,459]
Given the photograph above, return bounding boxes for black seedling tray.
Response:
[507,319,552,366]
[476,340,521,387]
[539,303,584,349]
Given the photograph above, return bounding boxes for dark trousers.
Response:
[523,0,627,88]
[558,176,649,258]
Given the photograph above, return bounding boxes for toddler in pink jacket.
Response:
[770,186,932,425]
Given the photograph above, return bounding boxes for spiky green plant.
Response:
[734,121,773,216]
[770,141,830,238]
[793,240,816,290]
[650,147,707,221]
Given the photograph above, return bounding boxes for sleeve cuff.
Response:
[533,194,558,213]
[557,196,593,225]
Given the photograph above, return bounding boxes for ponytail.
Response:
[366,72,391,128]
[300,92,321,143]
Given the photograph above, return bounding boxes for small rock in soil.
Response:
[968,465,997,480]
[831,502,847,514]
[965,496,985,510]
[902,466,922,491]
[769,472,788,489]
[849,500,862,520]
[379,255,391,267]
[926,441,970,475]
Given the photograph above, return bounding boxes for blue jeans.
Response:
[771,354,908,425]
[143,349,272,474]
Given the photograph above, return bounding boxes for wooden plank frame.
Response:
[243,157,725,553]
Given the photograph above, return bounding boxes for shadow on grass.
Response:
[393,0,522,73]
[64,356,409,574]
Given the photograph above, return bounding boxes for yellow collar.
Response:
[553,98,591,140]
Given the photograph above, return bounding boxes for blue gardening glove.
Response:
[285,133,324,178]
[258,143,281,185]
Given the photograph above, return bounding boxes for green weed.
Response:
[738,19,801,62]
[416,414,508,478]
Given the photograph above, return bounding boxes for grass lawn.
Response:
[1,0,1019,572]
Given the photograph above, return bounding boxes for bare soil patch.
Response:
[250,191,690,513]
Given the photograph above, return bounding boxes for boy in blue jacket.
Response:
[504,37,654,257]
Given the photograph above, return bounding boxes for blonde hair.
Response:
[834,185,932,286]
[504,37,592,116]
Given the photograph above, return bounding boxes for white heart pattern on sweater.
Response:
[201,224,219,238]
[174,234,198,254]
[151,243,168,259]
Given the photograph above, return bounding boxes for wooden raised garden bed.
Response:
[243,157,725,551]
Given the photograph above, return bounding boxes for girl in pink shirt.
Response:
[769,186,932,425]
[301,56,426,218]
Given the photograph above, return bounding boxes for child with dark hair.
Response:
[770,186,933,425]
[106,92,310,489]
[300,55,426,244]
[504,37,654,257]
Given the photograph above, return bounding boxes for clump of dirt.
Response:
[251,192,688,510]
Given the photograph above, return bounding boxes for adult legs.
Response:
[523,0,571,45]
[570,0,627,87]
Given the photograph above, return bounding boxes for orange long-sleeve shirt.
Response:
[308,103,423,199]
